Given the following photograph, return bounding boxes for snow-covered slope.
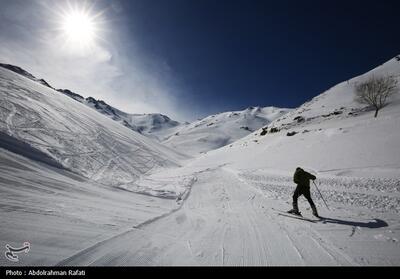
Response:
[162,106,291,156]
[0,66,188,187]
[0,63,53,89]
[193,56,400,174]
[184,55,400,219]
[0,66,194,266]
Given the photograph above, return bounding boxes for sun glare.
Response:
[62,11,95,44]
[56,3,104,52]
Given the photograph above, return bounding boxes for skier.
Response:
[288,167,319,217]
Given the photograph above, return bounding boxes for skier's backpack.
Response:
[293,168,302,184]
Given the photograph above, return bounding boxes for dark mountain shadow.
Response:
[321,217,388,229]
[0,131,64,169]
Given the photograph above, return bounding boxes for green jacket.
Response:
[293,168,316,188]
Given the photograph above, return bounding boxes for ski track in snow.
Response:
[0,70,183,189]
[57,167,368,266]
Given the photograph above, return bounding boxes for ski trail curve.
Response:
[5,102,16,137]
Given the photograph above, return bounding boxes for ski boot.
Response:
[311,205,320,218]
[287,209,302,216]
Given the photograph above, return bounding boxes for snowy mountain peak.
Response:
[162,106,292,155]
[57,89,85,102]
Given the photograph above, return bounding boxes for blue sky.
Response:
[0,0,399,121]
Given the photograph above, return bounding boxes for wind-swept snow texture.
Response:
[0,67,187,187]
[163,106,291,156]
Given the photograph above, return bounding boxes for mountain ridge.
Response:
[0,62,181,137]
[0,62,291,156]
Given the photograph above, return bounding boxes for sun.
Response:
[62,10,95,45]
[56,3,104,52]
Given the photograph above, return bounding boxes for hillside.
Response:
[0,64,195,266]
[57,89,182,139]
[203,55,400,176]
[0,66,188,187]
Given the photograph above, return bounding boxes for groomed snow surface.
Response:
[56,166,399,266]
[1,57,400,266]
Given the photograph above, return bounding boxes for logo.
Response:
[5,242,30,262]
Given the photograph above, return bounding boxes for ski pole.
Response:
[313,180,330,211]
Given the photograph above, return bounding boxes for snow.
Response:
[0,148,179,266]
[118,167,197,200]
[198,57,400,174]
[1,56,400,266]
[56,167,399,266]
[57,89,183,140]
[0,67,188,188]
[123,113,180,137]
[0,63,184,143]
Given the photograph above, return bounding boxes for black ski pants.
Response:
[292,185,316,212]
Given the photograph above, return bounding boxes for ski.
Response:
[271,208,321,223]
[277,212,317,223]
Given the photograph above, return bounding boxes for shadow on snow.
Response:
[321,217,388,229]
